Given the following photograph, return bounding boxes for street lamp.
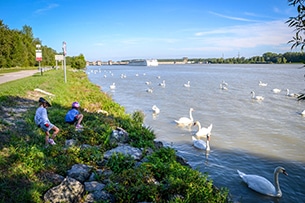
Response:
[36,44,42,75]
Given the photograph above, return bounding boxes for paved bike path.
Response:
[0,70,40,85]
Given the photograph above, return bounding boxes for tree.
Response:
[287,0,305,100]
[69,54,86,69]
[286,0,305,50]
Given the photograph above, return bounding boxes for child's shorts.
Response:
[66,120,77,125]
[38,123,54,132]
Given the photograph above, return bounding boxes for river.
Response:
[87,64,305,202]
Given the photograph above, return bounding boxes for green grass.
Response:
[0,66,37,74]
[0,68,230,203]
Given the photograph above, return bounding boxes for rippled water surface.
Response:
[87,64,305,202]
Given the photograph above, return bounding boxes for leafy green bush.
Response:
[106,147,229,203]
[106,152,135,173]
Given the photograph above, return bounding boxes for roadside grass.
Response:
[0,68,230,202]
[0,66,37,74]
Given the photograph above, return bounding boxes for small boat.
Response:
[128,59,158,66]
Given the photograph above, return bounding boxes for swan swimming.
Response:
[184,81,190,87]
[286,89,300,97]
[194,121,213,139]
[220,83,228,90]
[222,80,228,86]
[259,81,268,87]
[192,135,210,151]
[272,88,281,93]
[175,108,194,127]
[152,105,160,114]
[146,88,153,93]
[110,83,116,90]
[251,91,264,100]
[237,166,288,197]
[159,80,166,87]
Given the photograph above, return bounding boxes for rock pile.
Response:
[43,127,189,203]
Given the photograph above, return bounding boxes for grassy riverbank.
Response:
[0,68,229,202]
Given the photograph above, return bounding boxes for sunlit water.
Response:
[87,64,305,202]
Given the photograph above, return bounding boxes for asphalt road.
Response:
[0,70,40,85]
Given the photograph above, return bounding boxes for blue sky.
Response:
[0,0,298,61]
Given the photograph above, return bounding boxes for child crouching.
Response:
[34,97,59,146]
[65,101,84,129]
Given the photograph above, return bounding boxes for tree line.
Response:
[0,20,86,69]
[175,52,305,64]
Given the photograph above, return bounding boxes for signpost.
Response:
[62,41,67,83]
[36,44,42,75]
[55,55,64,70]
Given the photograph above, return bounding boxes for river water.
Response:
[87,64,305,202]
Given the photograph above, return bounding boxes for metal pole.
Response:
[63,41,67,83]
[64,56,67,83]
[39,61,43,76]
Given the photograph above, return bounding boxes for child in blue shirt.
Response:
[34,97,59,146]
[65,102,84,129]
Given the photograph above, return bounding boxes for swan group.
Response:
[237,166,288,197]
[174,108,194,127]
[250,91,264,100]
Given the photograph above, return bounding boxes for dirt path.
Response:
[0,70,39,85]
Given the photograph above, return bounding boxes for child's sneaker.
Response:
[76,124,83,129]
[48,138,56,145]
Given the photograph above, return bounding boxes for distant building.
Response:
[96,60,102,66]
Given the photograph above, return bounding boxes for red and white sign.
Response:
[36,50,42,61]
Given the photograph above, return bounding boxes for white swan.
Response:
[251,91,264,100]
[159,80,166,87]
[192,135,210,151]
[146,88,153,93]
[110,83,116,90]
[152,105,160,114]
[237,166,288,197]
[301,110,305,116]
[272,88,281,93]
[184,81,190,87]
[194,121,213,139]
[175,108,194,126]
[286,89,300,97]
[259,81,268,87]
[220,83,228,90]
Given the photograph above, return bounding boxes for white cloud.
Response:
[193,20,292,49]
[34,4,59,15]
[209,11,260,22]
